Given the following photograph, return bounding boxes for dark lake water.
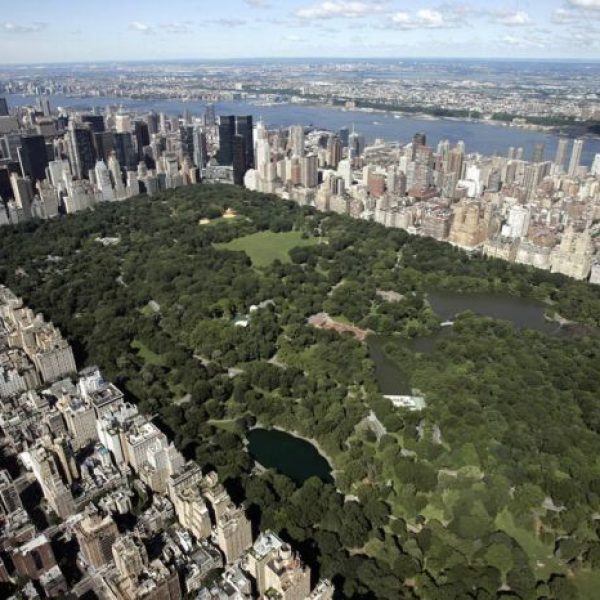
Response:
[368,290,571,395]
[367,335,411,396]
[246,428,333,485]
[427,290,560,335]
[6,94,600,165]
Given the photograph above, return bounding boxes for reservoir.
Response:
[246,428,333,485]
[6,94,600,165]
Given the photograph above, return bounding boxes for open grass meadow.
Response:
[214,230,321,267]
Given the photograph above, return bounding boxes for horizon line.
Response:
[1,56,600,68]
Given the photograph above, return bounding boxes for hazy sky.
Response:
[0,0,599,63]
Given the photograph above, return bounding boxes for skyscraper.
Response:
[93,131,114,163]
[0,98,8,117]
[554,138,569,170]
[218,116,236,165]
[81,115,105,133]
[18,135,49,183]
[37,97,51,117]
[568,139,584,176]
[95,160,115,201]
[68,122,96,180]
[204,104,216,127]
[75,512,119,569]
[145,112,159,136]
[413,132,427,147]
[193,126,208,170]
[235,116,254,170]
[338,127,350,147]
[10,173,33,220]
[326,135,342,167]
[301,154,318,188]
[0,470,22,514]
[180,125,195,163]
[591,153,600,177]
[113,132,136,171]
[532,143,545,163]
[349,131,365,158]
[233,134,248,186]
[290,125,305,158]
[133,120,150,159]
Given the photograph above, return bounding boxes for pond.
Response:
[246,428,333,485]
[427,290,561,335]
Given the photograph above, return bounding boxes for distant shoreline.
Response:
[7,91,598,141]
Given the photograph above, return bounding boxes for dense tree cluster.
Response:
[2,184,600,598]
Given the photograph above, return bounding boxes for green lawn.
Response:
[573,569,600,600]
[495,508,565,580]
[131,339,166,366]
[214,230,320,267]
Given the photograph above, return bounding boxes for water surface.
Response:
[246,428,333,484]
[7,94,599,164]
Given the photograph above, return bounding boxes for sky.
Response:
[0,0,599,63]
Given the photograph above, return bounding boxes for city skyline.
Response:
[1,0,600,64]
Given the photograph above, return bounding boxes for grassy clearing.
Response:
[131,339,166,367]
[573,569,600,599]
[214,230,320,267]
[139,304,156,317]
[208,418,240,433]
[495,508,565,579]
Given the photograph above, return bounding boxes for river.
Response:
[246,427,333,485]
[6,94,599,165]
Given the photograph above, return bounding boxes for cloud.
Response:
[557,29,600,47]
[208,18,248,26]
[435,3,482,18]
[283,34,304,41]
[244,0,271,6]
[129,21,194,34]
[129,21,153,33]
[569,0,600,9]
[388,9,454,29]
[162,22,192,34]
[493,10,531,26]
[295,1,387,20]
[552,8,580,23]
[1,21,47,34]
[501,34,545,48]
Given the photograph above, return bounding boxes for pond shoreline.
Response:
[247,423,337,474]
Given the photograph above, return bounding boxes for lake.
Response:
[6,94,600,165]
[246,428,333,485]
[427,290,561,335]
[367,335,411,396]
[368,290,568,396]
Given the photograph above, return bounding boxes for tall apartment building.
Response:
[27,443,76,519]
[0,469,23,514]
[168,462,212,540]
[216,504,253,564]
[75,511,119,569]
[0,293,76,383]
[112,534,148,582]
[58,397,98,450]
[550,226,594,280]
